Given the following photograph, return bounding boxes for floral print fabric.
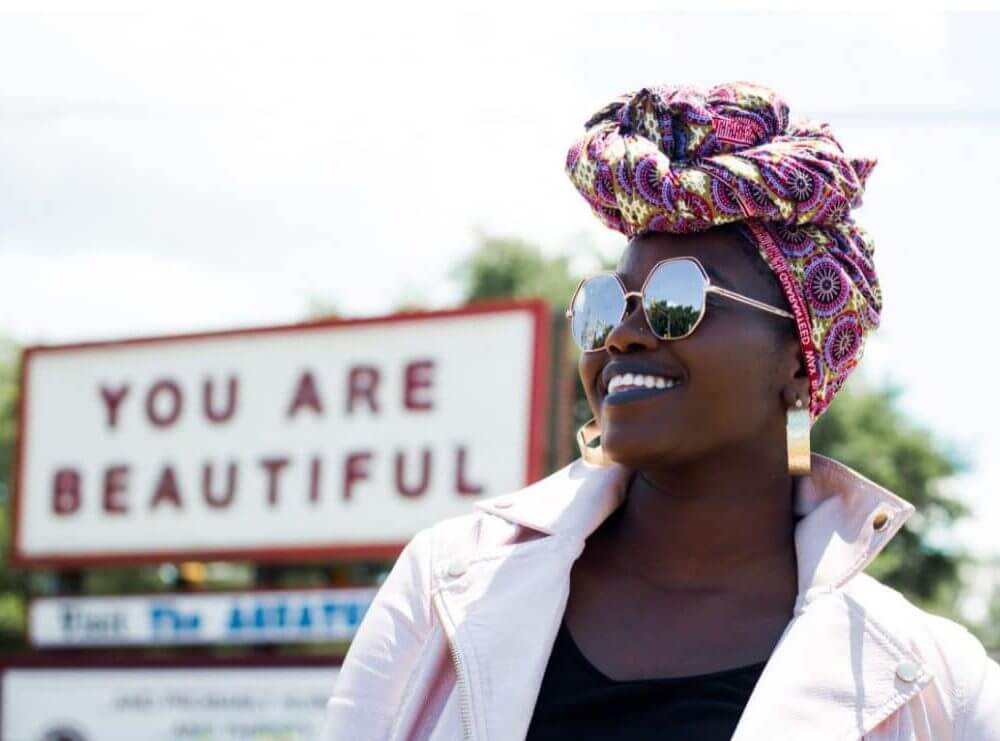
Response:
[565,81,882,423]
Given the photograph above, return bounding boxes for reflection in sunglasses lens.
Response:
[643,260,705,339]
[572,274,625,351]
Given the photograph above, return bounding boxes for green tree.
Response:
[0,339,16,505]
[451,234,612,470]
[449,233,586,307]
[977,574,1000,653]
[452,235,613,450]
[811,383,970,618]
[451,234,973,628]
[0,339,27,647]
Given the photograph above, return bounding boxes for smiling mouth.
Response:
[608,372,679,392]
[604,373,683,405]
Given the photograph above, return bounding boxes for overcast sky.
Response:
[2,5,998,560]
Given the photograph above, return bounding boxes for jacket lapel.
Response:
[437,454,931,740]
[435,535,582,741]
[733,455,932,739]
[434,461,633,741]
[729,589,933,740]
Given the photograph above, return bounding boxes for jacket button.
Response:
[872,510,891,531]
[494,500,512,509]
[895,660,918,683]
[446,558,467,577]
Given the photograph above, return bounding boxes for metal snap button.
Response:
[872,510,891,532]
[895,660,918,683]
[446,558,467,578]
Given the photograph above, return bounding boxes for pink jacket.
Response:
[325,453,1000,740]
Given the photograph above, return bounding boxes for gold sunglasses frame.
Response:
[565,256,795,352]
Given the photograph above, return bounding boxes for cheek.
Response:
[578,355,603,408]
[691,328,782,403]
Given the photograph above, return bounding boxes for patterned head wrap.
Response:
[565,81,882,423]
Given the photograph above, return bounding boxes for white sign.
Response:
[14,302,549,565]
[30,588,376,648]
[1,663,339,741]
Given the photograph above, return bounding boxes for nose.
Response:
[604,295,658,353]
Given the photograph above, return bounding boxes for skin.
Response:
[564,226,811,680]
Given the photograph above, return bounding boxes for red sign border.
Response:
[11,299,551,568]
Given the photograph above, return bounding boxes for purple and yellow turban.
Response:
[565,81,882,423]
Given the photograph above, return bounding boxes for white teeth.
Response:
[607,373,680,394]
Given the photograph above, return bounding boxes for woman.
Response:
[325,82,1000,740]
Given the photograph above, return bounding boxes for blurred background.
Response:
[1,2,998,739]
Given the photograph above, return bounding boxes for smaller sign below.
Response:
[2,661,339,741]
[29,588,376,647]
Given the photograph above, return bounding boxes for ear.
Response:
[779,339,810,409]
[781,380,810,410]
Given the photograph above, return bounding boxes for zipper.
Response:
[431,593,476,741]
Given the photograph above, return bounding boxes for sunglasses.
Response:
[565,256,795,352]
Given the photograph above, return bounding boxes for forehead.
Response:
[617,229,750,290]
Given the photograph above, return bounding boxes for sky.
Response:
[1,5,998,562]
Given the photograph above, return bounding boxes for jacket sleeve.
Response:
[962,650,1000,740]
[324,527,434,740]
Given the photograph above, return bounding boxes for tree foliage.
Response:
[0,340,27,647]
[0,339,17,507]
[449,234,585,308]
[811,384,970,616]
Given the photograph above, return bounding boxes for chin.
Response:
[599,432,668,469]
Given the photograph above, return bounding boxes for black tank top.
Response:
[525,619,767,740]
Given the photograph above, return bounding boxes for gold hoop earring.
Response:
[576,417,614,466]
[787,398,811,476]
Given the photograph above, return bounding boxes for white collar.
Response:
[474,452,915,595]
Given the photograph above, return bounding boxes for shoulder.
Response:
[401,460,606,569]
[843,572,998,729]
[399,505,536,578]
[844,572,987,662]
[395,462,597,592]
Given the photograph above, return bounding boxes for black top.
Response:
[525,619,768,740]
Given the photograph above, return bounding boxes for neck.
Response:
[595,440,799,596]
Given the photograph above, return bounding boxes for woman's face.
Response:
[578,227,807,470]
